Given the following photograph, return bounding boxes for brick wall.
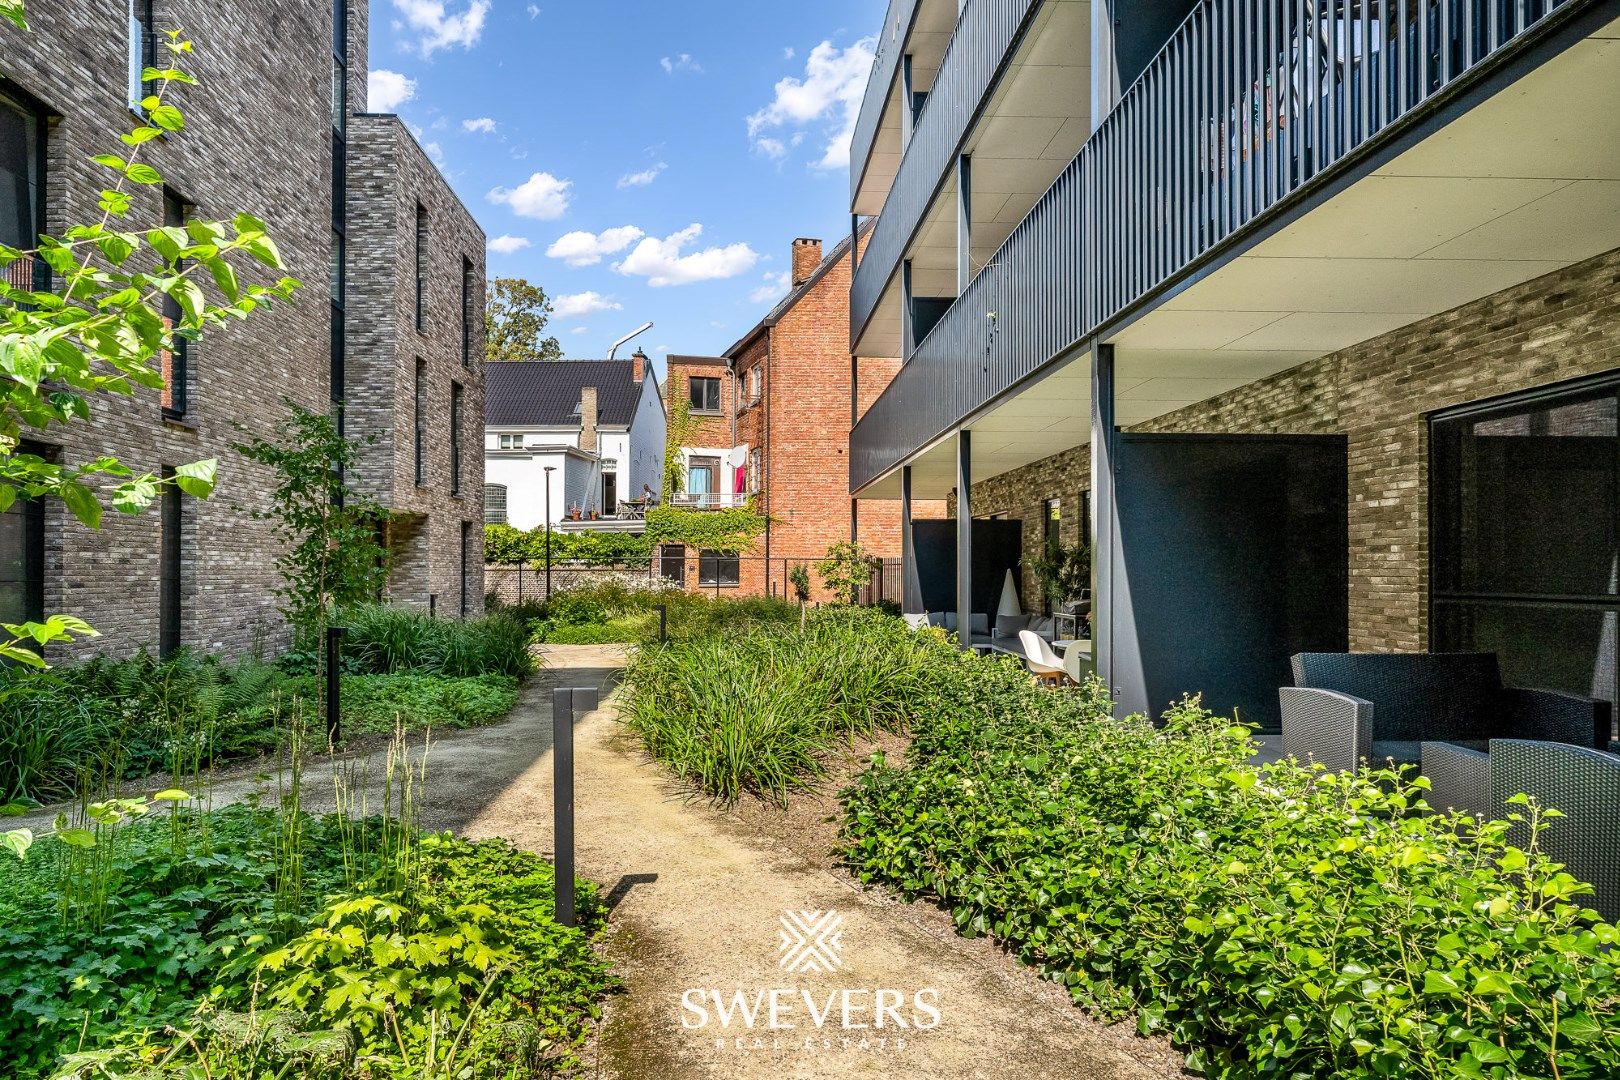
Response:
[346,114,486,617]
[968,247,1620,649]
[0,0,483,657]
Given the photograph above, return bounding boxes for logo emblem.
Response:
[777,910,844,972]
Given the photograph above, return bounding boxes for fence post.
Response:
[553,686,598,927]
[325,625,346,746]
[655,603,667,643]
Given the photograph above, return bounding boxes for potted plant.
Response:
[1027,539,1092,629]
[568,504,582,521]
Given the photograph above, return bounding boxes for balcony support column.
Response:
[1091,343,1118,706]
[956,429,973,650]
[901,465,920,613]
[901,258,915,359]
[900,54,915,149]
[956,153,972,295]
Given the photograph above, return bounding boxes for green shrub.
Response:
[0,809,612,1079]
[840,688,1620,1078]
[619,608,949,804]
[483,523,651,567]
[539,618,649,645]
[335,674,519,734]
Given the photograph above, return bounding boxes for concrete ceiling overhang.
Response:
[854,0,961,218]
[857,16,1620,501]
[854,0,1093,358]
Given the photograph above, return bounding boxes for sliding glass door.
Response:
[1431,373,1620,731]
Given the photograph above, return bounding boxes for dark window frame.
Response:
[459,520,471,616]
[414,359,427,486]
[414,202,428,333]
[698,549,740,587]
[0,87,48,295]
[161,188,191,419]
[688,375,722,413]
[460,256,474,366]
[158,464,181,656]
[128,0,156,112]
[449,381,463,495]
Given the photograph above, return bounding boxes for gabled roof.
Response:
[483,360,650,428]
[722,219,873,358]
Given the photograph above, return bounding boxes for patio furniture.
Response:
[1019,630,1066,687]
[1278,652,1610,774]
[1421,738,1620,923]
[1059,639,1094,686]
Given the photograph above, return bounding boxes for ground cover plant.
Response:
[0,801,611,1079]
[838,676,1620,1078]
[618,607,952,803]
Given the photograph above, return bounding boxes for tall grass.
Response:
[618,608,948,804]
[510,582,800,645]
[341,605,533,678]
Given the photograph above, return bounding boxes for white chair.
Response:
[1018,630,1066,687]
[1062,640,1094,686]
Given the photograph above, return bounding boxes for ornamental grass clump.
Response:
[619,607,956,804]
[840,691,1620,1079]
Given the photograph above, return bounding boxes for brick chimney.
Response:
[579,386,598,454]
[791,237,822,287]
[630,347,647,383]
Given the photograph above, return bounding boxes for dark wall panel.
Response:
[912,519,1025,616]
[1111,434,1348,731]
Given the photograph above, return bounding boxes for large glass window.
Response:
[0,485,42,628]
[414,203,427,332]
[450,382,463,495]
[127,0,155,112]
[1431,374,1620,723]
[0,92,42,291]
[698,550,740,587]
[159,465,182,656]
[461,256,474,366]
[484,483,507,524]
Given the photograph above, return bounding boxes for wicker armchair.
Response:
[1278,652,1610,774]
[1421,738,1619,923]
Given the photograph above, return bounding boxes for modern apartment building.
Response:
[0,0,485,652]
[849,0,1620,728]
[664,233,945,599]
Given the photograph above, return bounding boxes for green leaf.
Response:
[151,789,192,802]
[205,256,240,301]
[120,126,164,147]
[96,233,135,265]
[0,0,27,31]
[124,161,163,185]
[90,153,126,170]
[2,828,32,860]
[148,103,184,132]
[59,481,102,529]
[56,828,96,849]
[172,459,217,498]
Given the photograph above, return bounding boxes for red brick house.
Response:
[662,229,945,600]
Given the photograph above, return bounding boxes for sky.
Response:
[366,0,886,372]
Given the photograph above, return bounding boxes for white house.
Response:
[483,350,665,531]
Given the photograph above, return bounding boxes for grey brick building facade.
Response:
[0,0,483,657]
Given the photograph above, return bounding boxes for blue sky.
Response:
[367,0,885,371]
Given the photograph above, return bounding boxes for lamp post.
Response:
[543,465,556,599]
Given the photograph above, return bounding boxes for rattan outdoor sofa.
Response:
[1277,652,1610,774]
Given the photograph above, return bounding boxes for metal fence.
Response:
[485,554,906,607]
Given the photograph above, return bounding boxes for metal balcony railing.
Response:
[851,0,1593,492]
[668,492,751,510]
[850,0,921,204]
[850,0,1042,347]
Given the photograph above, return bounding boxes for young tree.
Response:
[485,276,563,362]
[0,10,299,666]
[816,541,877,607]
[232,403,390,649]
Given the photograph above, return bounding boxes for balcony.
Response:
[850,0,1048,351]
[850,0,920,210]
[667,492,752,511]
[852,0,1615,492]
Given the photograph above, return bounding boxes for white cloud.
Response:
[617,162,667,188]
[526,3,540,16]
[546,225,644,267]
[615,224,758,287]
[392,0,490,56]
[783,46,795,60]
[422,140,445,165]
[553,291,623,319]
[487,172,572,219]
[747,37,876,170]
[571,326,589,334]
[656,344,670,354]
[367,69,416,112]
[487,234,531,254]
[748,270,792,304]
[462,116,497,133]
[660,53,703,75]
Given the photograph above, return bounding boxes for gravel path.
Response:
[16,644,1186,1079]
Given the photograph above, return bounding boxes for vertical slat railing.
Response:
[849,0,1585,492]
